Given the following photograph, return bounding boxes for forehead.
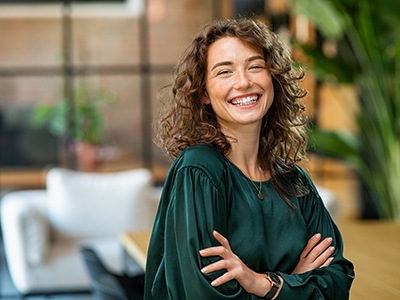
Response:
[207,37,263,63]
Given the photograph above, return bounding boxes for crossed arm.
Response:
[200,230,335,298]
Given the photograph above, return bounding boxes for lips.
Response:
[229,94,260,106]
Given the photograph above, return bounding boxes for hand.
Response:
[199,230,269,297]
[292,233,335,274]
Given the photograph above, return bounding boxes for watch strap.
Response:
[263,272,281,300]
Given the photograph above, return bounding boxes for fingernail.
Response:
[201,267,208,273]
[330,246,335,251]
[315,233,321,239]
[327,237,333,243]
[199,250,205,255]
[211,280,217,286]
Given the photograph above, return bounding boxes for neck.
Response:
[225,135,262,181]
[221,122,270,181]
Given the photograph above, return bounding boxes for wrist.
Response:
[247,272,272,297]
[262,272,282,300]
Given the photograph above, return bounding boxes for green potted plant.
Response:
[287,0,400,220]
[32,83,117,171]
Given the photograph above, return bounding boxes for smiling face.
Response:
[204,36,274,134]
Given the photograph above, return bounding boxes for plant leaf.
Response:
[291,0,346,39]
[308,129,358,164]
[298,43,355,83]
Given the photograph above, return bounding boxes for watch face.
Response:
[269,272,281,284]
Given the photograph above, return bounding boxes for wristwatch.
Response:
[263,272,282,300]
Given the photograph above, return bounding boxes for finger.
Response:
[201,259,228,275]
[321,256,334,268]
[306,237,333,261]
[210,270,236,287]
[301,233,322,257]
[312,246,335,266]
[213,230,232,250]
[199,246,227,258]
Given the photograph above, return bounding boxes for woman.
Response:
[145,18,354,299]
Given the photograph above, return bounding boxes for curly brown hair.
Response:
[154,18,309,197]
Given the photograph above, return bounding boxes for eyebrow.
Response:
[211,55,265,71]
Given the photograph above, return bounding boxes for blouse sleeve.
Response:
[162,166,256,299]
[276,171,355,299]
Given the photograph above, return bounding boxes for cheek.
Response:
[206,80,230,101]
[269,84,274,100]
[269,75,275,93]
[204,82,220,104]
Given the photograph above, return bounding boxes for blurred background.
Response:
[0,0,361,218]
[2,0,398,222]
[0,0,399,299]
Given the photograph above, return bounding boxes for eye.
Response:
[217,69,232,76]
[249,64,265,70]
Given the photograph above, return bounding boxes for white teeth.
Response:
[231,95,259,106]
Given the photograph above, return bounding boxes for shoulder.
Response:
[292,166,320,196]
[179,144,226,167]
[291,166,326,210]
[171,144,227,182]
[277,165,314,195]
[293,166,314,186]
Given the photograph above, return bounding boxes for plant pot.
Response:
[359,179,381,219]
[74,141,101,172]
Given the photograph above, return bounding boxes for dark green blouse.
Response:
[144,144,354,299]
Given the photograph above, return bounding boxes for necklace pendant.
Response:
[258,192,264,200]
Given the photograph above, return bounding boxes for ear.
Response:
[202,90,211,104]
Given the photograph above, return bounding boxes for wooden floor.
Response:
[339,221,400,300]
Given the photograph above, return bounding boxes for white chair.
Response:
[1,167,154,295]
[317,185,340,222]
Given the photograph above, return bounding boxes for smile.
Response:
[229,95,260,106]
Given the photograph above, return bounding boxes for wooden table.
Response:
[0,165,168,190]
[0,168,49,189]
[120,221,400,300]
[120,231,151,270]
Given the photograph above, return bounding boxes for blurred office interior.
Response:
[0,0,399,299]
[0,0,361,219]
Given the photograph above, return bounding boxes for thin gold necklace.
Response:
[250,176,264,200]
[226,156,264,200]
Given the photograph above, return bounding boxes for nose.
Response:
[233,71,253,90]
